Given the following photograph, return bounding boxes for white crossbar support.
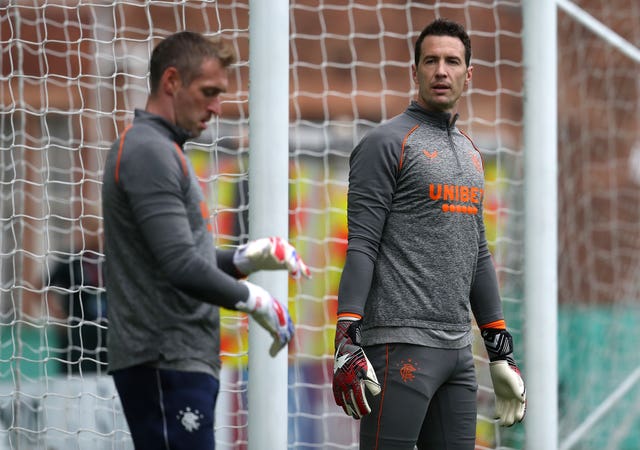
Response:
[556,0,640,62]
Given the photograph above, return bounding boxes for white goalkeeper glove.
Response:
[236,280,294,357]
[489,361,526,426]
[233,237,311,279]
[482,327,526,426]
[332,317,381,419]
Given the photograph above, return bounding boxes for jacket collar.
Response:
[407,101,459,129]
[133,109,192,147]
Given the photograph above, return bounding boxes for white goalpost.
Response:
[522,2,558,449]
[1,1,639,450]
[246,0,289,448]
[525,3,640,449]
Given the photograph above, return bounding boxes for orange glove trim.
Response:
[480,319,506,330]
[337,312,362,321]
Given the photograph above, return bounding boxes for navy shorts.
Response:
[113,366,219,450]
[360,344,478,450]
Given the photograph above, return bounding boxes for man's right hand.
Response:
[332,317,381,419]
[236,281,294,357]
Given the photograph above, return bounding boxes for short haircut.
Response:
[148,31,237,94]
[414,18,472,68]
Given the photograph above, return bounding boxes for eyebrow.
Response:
[202,86,225,95]
[423,53,463,62]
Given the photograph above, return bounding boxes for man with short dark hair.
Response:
[332,19,526,449]
[102,31,309,449]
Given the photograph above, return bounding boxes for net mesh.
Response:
[288,2,526,449]
[557,2,640,449]
[1,0,639,449]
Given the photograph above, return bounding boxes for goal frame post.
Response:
[247,0,290,449]
[523,1,559,450]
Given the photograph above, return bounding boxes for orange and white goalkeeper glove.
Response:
[482,327,526,426]
[233,237,311,279]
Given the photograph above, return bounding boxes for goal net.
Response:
[556,1,640,450]
[1,0,638,449]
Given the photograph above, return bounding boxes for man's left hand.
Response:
[233,237,311,279]
[482,327,526,426]
[489,360,526,426]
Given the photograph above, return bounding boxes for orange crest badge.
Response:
[398,359,418,383]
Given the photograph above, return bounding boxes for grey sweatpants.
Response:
[360,344,478,450]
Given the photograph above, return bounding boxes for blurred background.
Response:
[0,0,639,449]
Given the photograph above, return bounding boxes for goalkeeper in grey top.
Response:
[332,19,526,449]
[102,31,310,450]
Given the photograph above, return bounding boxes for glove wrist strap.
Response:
[233,245,253,276]
[481,327,514,362]
[335,317,363,348]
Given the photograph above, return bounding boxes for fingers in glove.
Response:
[342,387,369,419]
[333,374,372,419]
[516,399,526,423]
[292,256,311,279]
[268,315,294,357]
[284,250,311,279]
[271,237,311,279]
[496,398,515,426]
[496,398,526,427]
[269,335,287,357]
[341,391,358,419]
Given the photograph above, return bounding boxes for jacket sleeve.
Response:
[337,130,401,316]
[469,223,505,327]
[120,140,248,310]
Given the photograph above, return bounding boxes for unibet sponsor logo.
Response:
[429,183,482,215]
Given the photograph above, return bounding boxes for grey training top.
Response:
[338,101,504,348]
[102,109,248,377]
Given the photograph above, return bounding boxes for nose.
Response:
[435,60,447,77]
[208,96,222,116]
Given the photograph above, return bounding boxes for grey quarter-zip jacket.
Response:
[102,109,248,377]
[338,101,505,349]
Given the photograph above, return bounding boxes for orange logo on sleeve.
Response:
[199,201,213,232]
[470,151,483,172]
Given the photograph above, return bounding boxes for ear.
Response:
[161,67,181,96]
[411,63,418,85]
[464,64,473,87]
